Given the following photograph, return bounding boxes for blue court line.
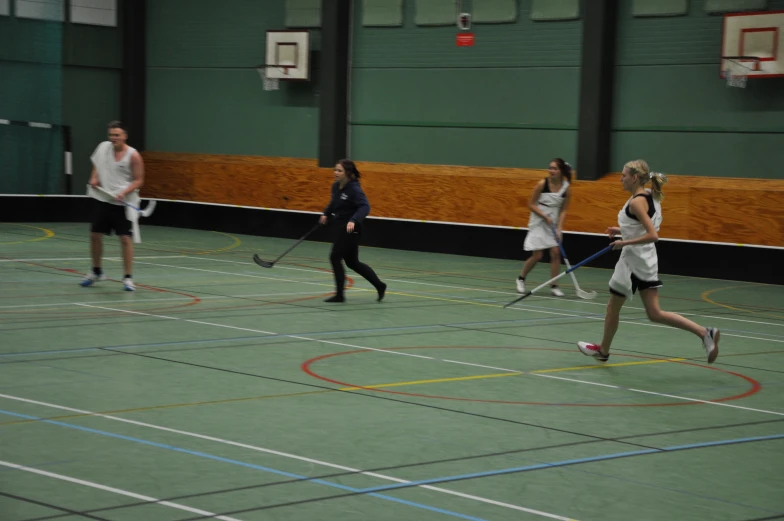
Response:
[553,456,784,515]
[357,433,784,493]
[0,409,491,521]
[0,347,101,359]
[25,361,112,380]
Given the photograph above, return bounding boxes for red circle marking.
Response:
[301,346,761,407]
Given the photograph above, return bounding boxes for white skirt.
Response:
[609,247,660,297]
[524,222,558,251]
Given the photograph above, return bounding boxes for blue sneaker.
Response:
[80,273,106,287]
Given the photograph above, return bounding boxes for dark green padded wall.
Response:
[146,0,320,157]
[350,0,583,168]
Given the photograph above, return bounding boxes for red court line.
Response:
[0,258,202,314]
[0,260,355,318]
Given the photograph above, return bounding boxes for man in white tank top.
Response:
[80,121,145,291]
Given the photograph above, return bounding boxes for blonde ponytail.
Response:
[649,171,668,201]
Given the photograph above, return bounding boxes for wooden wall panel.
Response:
[142,152,784,247]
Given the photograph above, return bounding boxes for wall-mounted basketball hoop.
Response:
[259,30,310,91]
[721,11,784,85]
[720,55,761,88]
[257,65,295,91]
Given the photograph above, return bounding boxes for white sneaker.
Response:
[702,327,720,364]
[551,287,565,297]
[516,278,526,293]
[123,277,136,292]
[80,273,106,287]
[577,341,609,362]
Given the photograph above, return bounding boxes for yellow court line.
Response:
[531,357,686,374]
[139,232,242,256]
[0,357,685,427]
[339,371,520,391]
[0,224,55,245]
[194,231,242,255]
[345,357,686,389]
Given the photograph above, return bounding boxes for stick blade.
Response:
[252,254,275,268]
[140,200,157,217]
[503,292,532,308]
[576,289,598,300]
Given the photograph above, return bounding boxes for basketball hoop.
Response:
[721,56,760,88]
[257,65,292,91]
[263,71,279,91]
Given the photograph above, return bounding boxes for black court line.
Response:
[0,492,110,521]
[739,516,784,521]
[20,417,784,521]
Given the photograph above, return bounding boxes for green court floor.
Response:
[1,222,783,521]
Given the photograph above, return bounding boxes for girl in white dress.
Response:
[577,160,719,364]
[516,158,572,297]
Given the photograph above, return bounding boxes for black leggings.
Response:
[330,231,383,295]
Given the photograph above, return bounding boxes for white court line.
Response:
[535,374,784,417]
[0,394,575,521]
[0,460,245,521]
[79,257,783,411]
[0,255,187,263]
[75,303,434,360]
[0,291,319,310]
[182,255,784,329]
[0,291,320,309]
[493,300,784,345]
[2,261,780,518]
[71,302,784,417]
[132,260,336,290]
[508,303,784,345]
[181,256,784,341]
[385,279,784,330]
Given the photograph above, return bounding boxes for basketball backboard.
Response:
[265,30,310,81]
[722,11,784,79]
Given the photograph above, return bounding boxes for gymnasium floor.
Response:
[1,222,783,521]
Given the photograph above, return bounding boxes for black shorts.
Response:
[90,199,132,237]
[609,272,662,298]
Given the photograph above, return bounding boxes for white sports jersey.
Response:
[617,189,661,275]
[528,178,570,227]
[523,178,570,251]
[89,141,137,206]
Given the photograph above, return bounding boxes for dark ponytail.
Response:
[339,159,361,180]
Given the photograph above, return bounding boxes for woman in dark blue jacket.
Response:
[319,159,387,303]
